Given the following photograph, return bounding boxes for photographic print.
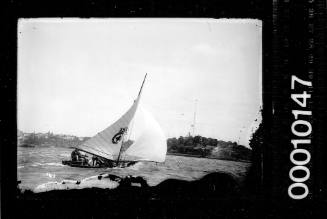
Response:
[1,0,325,217]
[17,19,262,197]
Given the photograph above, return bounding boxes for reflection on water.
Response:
[18,146,250,190]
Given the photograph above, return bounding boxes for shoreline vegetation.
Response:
[167,152,251,163]
[18,130,252,162]
[166,136,251,161]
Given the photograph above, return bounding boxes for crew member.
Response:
[92,156,99,166]
[71,149,81,161]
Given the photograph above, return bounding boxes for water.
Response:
[18,146,251,191]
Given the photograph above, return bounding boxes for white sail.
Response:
[76,96,141,160]
[123,107,167,162]
[75,73,167,163]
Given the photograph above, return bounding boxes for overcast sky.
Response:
[18,18,262,147]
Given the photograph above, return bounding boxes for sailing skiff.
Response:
[62,74,167,168]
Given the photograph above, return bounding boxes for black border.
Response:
[2,0,327,218]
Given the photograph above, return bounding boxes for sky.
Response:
[18,18,262,147]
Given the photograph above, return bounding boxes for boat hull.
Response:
[62,160,105,168]
[62,160,137,168]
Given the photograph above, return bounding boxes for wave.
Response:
[46,172,56,178]
[34,175,119,193]
[31,162,43,167]
[126,162,144,170]
[45,162,65,167]
[60,153,70,157]
[18,165,24,169]
[81,175,101,182]
[30,162,65,167]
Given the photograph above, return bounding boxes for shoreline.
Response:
[167,152,251,163]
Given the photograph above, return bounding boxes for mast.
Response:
[192,99,198,136]
[116,131,127,165]
[138,73,147,98]
[116,73,147,164]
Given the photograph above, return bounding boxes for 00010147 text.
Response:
[288,75,312,200]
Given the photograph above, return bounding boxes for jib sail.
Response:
[122,107,167,162]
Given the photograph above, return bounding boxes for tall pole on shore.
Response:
[192,99,198,136]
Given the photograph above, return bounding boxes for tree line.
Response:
[167,135,250,159]
[18,132,90,148]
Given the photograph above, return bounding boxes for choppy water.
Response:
[18,146,251,191]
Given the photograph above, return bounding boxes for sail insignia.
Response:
[112,127,128,144]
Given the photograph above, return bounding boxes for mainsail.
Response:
[76,96,140,160]
[75,74,167,163]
